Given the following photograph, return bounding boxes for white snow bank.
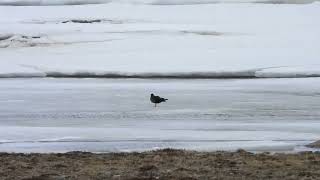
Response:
[0,3,319,78]
[0,0,319,6]
[1,64,320,78]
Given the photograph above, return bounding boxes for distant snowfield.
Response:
[0,1,320,78]
[0,0,319,6]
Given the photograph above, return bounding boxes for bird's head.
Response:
[151,93,154,96]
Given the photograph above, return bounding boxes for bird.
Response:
[150,93,168,107]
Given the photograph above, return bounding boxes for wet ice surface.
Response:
[0,78,320,153]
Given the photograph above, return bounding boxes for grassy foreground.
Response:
[1,149,320,180]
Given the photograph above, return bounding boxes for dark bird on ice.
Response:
[150,93,168,107]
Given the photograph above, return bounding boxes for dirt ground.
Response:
[1,149,320,180]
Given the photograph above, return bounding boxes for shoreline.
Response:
[306,140,320,149]
[1,148,320,180]
[2,76,320,79]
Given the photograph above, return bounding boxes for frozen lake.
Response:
[0,78,320,153]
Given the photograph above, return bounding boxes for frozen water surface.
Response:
[0,78,319,152]
[0,0,320,152]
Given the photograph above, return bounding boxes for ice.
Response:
[0,78,320,152]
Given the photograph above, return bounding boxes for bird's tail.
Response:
[160,98,168,102]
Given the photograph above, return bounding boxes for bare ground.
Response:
[1,149,320,180]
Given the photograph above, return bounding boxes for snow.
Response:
[0,0,319,6]
[0,0,112,6]
[0,1,320,78]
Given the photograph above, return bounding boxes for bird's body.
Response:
[150,93,168,107]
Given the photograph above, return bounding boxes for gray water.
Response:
[0,78,320,152]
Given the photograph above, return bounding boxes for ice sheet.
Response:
[0,78,320,152]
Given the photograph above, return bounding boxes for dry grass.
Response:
[1,149,320,180]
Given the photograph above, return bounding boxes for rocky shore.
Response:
[1,149,320,180]
[306,140,320,149]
